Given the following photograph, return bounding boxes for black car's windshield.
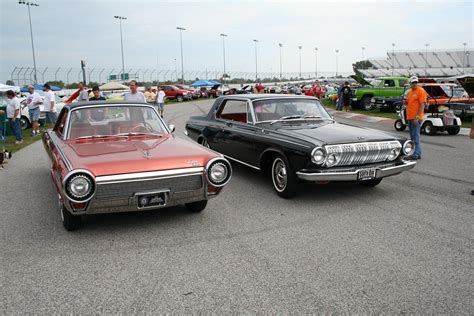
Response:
[67,105,167,140]
[252,98,332,123]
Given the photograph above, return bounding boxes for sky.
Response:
[0,0,473,83]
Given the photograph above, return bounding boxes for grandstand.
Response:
[357,49,473,78]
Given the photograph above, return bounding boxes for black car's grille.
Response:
[95,175,203,200]
[325,141,401,167]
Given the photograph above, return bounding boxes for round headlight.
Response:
[311,147,326,165]
[402,140,414,155]
[326,153,337,166]
[64,171,95,202]
[206,158,232,187]
[387,148,400,161]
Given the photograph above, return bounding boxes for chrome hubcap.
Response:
[272,158,287,192]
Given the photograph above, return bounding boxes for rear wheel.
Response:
[448,128,460,135]
[394,119,406,131]
[271,155,297,198]
[361,96,374,111]
[359,178,382,187]
[422,121,436,135]
[185,200,207,213]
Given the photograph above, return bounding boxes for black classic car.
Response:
[185,95,416,198]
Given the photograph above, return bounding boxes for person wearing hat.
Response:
[404,76,427,160]
[25,85,43,136]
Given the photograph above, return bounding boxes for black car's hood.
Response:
[271,122,400,145]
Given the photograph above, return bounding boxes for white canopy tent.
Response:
[0,83,21,93]
[99,82,128,91]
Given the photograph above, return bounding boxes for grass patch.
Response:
[1,127,42,153]
[321,99,471,128]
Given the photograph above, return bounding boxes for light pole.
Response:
[298,46,302,79]
[114,15,127,81]
[174,58,178,82]
[176,26,186,84]
[19,1,39,84]
[278,43,283,79]
[463,42,467,74]
[314,47,318,79]
[391,43,395,76]
[335,49,339,78]
[361,46,365,60]
[253,39,258,81]
[425,43,429,72]
[220,33,228,81]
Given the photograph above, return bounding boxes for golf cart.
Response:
[394,83,462,135]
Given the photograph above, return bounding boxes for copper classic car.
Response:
[42,101,232,231]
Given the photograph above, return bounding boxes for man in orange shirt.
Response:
[404,76,427,160]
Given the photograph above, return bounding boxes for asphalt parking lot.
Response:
[1,99,473,313]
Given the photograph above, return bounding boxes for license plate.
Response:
[136,191,168,209]
[358,168,376,181]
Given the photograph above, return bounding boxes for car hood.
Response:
[63,135,217,176]
[350,75,371,86]
[272,122,400,145]
[456,75,474,98]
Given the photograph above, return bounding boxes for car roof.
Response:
[218,94,318,101]
[67,100,150,109]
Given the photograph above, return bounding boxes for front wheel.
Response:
[394,119,406,131]
[185,200,208,213]
[176,95,184,102]
[271,155,297,198]
[20,116,30,130]
[60,199,81,231]
[359,178,382,187]
[361,96,374,111]
[422,121,436,136]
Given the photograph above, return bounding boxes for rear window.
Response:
[217,100,250,123]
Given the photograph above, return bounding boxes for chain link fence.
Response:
[10,66,352,86]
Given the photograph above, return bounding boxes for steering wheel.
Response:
[130,123,152,133]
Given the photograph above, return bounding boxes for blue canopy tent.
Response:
[20,84,61,92]
[190,80,222,87]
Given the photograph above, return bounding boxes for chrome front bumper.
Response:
[296,160,416,182]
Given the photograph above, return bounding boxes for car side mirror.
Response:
[168,124,175,133]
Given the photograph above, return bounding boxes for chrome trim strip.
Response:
[224,155,261,170]
[296,160,416,181]
[95,167,204,184]
[49,132,73,171]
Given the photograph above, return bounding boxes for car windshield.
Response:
[370,79,382,86]
[67,105,168,140]
[252,98,332,123]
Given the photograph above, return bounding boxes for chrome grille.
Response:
[325,141,401,167]
[95,174,203,200]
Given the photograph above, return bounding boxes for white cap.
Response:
[409,76,419,83]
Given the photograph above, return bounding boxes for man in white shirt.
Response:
[5,90,23,144]
[43,84,58,128]
[124,80,146,102]
[156,87,166,117]
[77,82,89,102]
[26,85,43,136]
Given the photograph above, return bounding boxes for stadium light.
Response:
[176,27,186,84]
[114,16,127,81]
[18,1,39,84]
[279,43,283,79]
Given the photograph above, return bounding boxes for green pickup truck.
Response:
[351,75,408,110]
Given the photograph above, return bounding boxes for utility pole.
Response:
[176,26,186,84]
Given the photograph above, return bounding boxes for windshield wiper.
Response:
[269,115,302,125]
[75,135,116,140]
[115,132,163,137]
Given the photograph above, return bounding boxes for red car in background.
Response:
[175,84,201,99]
[159,85,192,102]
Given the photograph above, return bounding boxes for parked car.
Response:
[174,84,201,99]
[185,95,416,198]
[42,101,232,230]
[159,85,192,102]
[351,75,408,110]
